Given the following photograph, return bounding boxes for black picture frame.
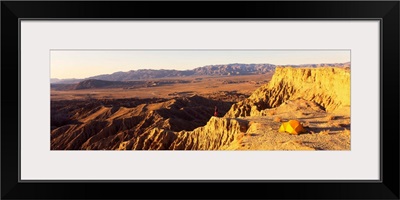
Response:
[1,1,399,199]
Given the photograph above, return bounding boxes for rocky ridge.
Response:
[51,62,349,84]
[225,67,350,117]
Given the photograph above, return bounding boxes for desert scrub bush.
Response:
[342,128,350,136]
[301,112,311,116]
[273,116,282,122]
[296,112,306,118]
[302,121,310,128]
[329,122,341,128]
[235,133,245,144]
[338,119,351,127]
[319,130,330,135]
[325,115,336,121]
[267,110,276,116]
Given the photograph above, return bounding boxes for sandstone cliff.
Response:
[225,67,350,118]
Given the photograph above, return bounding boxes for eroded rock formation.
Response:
[51,66,350,150]
[225,67,350,118]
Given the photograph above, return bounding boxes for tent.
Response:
[278,120,306,135]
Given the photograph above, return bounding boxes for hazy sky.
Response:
[51,50,350,79]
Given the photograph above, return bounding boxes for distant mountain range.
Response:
[51,62,350,84]
[51,79,191,90]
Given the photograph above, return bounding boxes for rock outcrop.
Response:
[118,117,248,150]
[225,67,350,118]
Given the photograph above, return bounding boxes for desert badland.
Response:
[51,62,351,150]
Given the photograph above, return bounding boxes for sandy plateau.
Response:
[51,67,350,150]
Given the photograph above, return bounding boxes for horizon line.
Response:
[51,61,351,80]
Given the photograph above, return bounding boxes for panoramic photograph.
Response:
[50,50,351,150]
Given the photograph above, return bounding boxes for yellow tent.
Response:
[278,120,306,135]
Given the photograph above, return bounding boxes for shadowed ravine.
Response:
[51,95,234,150]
